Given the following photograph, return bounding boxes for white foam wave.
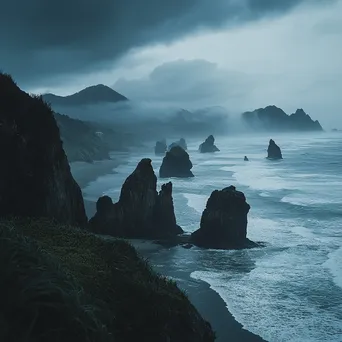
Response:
[324,247,342,290]
[259,192,271,197]
[191,256,342,342]
[220,164,292,191]
[281,195,341,207]
[183,193,207,214]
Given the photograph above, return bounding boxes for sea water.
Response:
[83,132,342,342]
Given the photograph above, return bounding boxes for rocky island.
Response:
[242,105,323,132]
[267,139,283,159]
[160,146,195,178]
[155,139,167,154]
[89,158,184,238]
[169,137,188,150]
[199,135,220,153]
[191,186,256,249]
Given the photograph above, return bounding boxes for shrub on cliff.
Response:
[0,218,215,342]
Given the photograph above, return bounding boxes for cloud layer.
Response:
[114,59,253,109]
[1,0,321,87]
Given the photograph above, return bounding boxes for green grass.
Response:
[0,218,215,342]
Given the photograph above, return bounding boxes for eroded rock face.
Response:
[155,139,167,155]
[0,73,87,226]
[267,139,283,159]
[199,135,219,153]
[89,158,183,238]
[191,186,253,249]
[159,146,194,178]
[169,138,187,151]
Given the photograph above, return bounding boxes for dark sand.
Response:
[70,159,267,342]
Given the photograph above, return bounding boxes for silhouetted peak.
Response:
[43,84,127,107]
[294,108,306,116]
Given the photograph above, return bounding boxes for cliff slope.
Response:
[0,73,87,226]
[0,218,215,342]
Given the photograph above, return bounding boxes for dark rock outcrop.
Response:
[89,158,183,238]
[199,135,220,153]
[155,139,167,155]
[267,139,283,159]
[242,105,323,132]
[191,186,256,249]
[169,138,187,151]
[289,108,323,131]
[0,73,87,226]
[244,156,249,161]
[159,146,194,178]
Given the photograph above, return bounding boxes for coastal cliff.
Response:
[0,73,87,226]
[0,73,215,341]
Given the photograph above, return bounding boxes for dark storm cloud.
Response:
[0,0,322,86]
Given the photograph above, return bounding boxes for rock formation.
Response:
[0,73,87,226]
[242,105,323,132]
[155,139,167,155]
[267,139,283,159]
[199,135,220,153]
[89,158,183,238]
[168,138,187,150]
[159,146,194,178]
[244,156,249,161]
[191,186,255,249]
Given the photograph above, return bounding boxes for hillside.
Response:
[242,105,323,131]
[0,218,215,342]
[43,84,128,107]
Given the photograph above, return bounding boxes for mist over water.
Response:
[83,132,342,342]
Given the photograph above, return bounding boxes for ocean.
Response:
[83,132,342,342]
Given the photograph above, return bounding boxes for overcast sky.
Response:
[1,0,341,127]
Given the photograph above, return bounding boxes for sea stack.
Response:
[191,186,256,249]
[267,139,283,159]
[159,146,194,178]
[0,73,87,226]
[89,158,183,238]
[199,135,220,153]
[168,138,187,151]
[155,139,167,155]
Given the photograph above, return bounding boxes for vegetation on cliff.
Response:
[0,218,215,342]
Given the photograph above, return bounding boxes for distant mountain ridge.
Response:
[43,84,128,107]
[242,105,323,131]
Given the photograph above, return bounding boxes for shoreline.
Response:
[129,239,267,342]
[70,157,125,189]
[70,158,267,342]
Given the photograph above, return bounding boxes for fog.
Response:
[29,0,342,129]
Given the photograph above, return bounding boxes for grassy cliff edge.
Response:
[0,218,215,342]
